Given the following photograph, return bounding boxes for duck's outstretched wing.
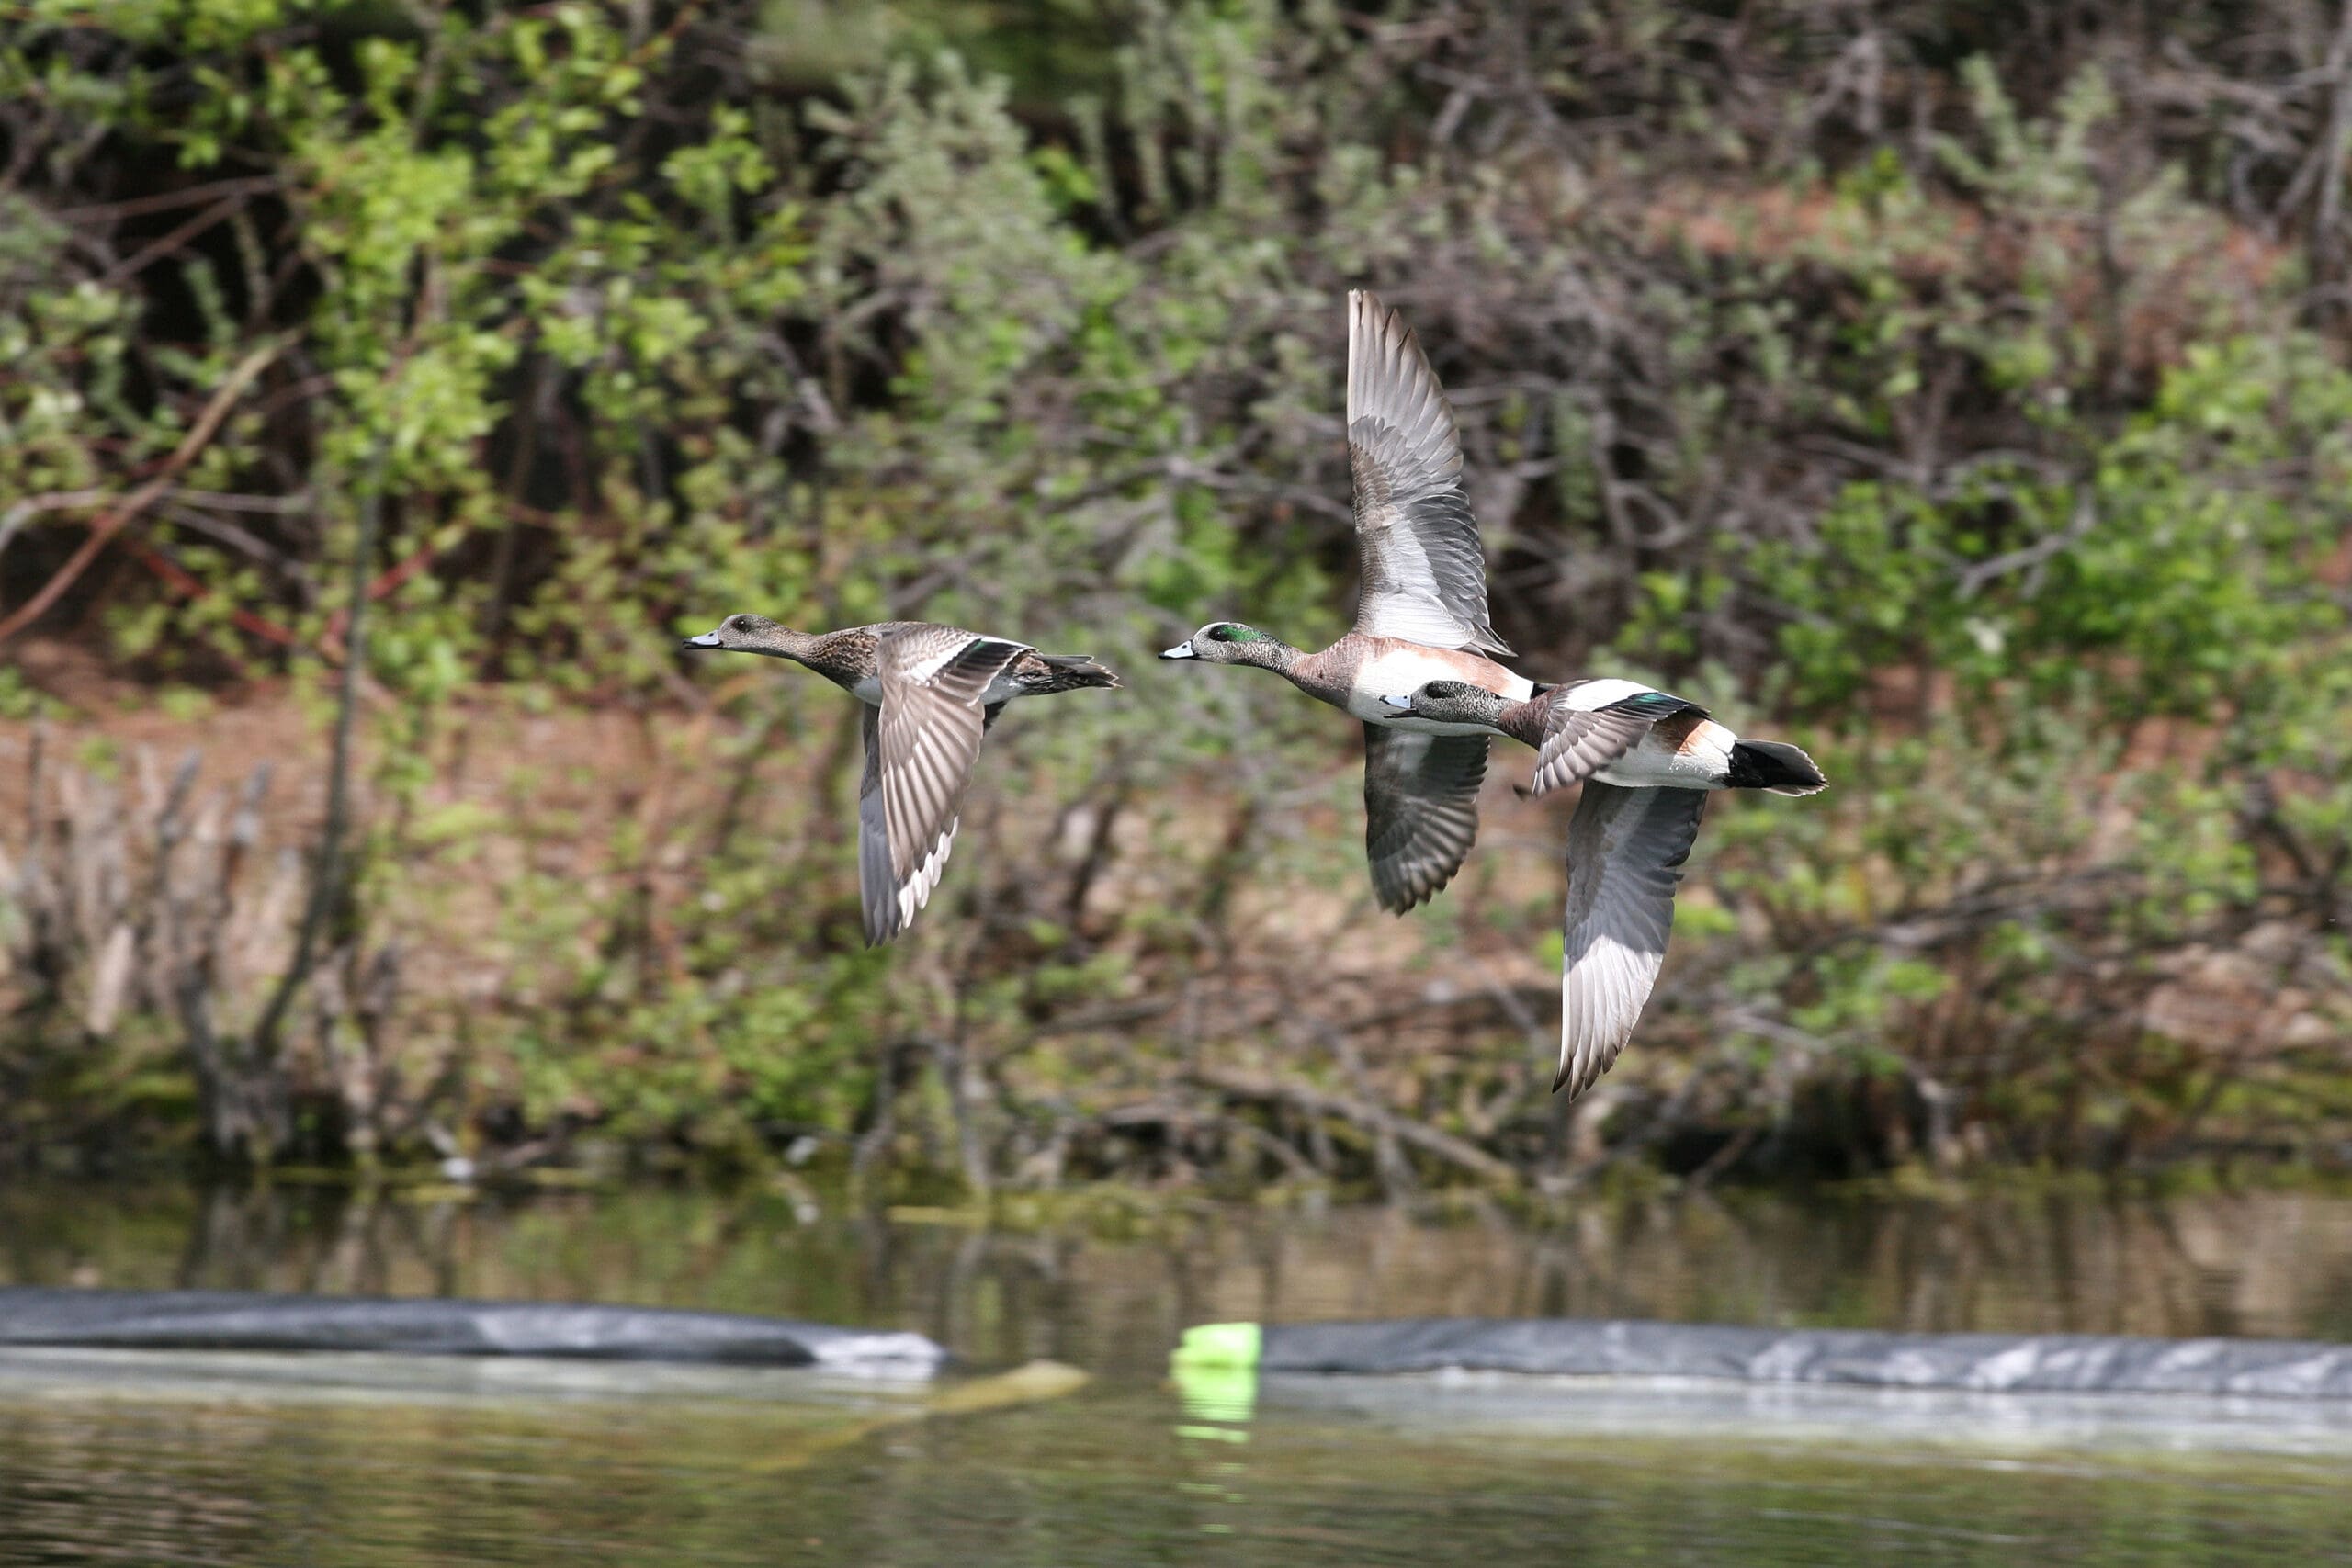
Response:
[1346,288,1511,656]
[859,626,1029,945]
[1528,684,1702,796]
[1529,709,1658,797]
[1555,783,1706,1099]
[1363,725,1489,913]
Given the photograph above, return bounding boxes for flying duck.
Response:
[1160,289,1531,913]
[684,616,1119,944]
[1385,678,1826,1099]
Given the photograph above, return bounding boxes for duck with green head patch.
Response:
[682,615,1119,946]
[1382,675,1825,1100]
[1159,291,1534,914]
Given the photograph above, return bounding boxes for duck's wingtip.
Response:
[1552,1043,1615,1098]
[1374,879,1440,917]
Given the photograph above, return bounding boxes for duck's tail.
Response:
[1037,653,1123,692]
[1726,739,1826,796]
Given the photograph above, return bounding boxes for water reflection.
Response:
[6,1183,2352,1566]
[19,1371,2349,1568]
[6,1182,2350,1375]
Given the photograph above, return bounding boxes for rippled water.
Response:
[3,1182,2350,1564]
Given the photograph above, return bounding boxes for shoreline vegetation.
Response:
[3,1,2350,1191]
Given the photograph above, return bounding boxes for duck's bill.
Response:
[1377,693,1414,710]
[681,631,722,649]
[1158,643,1197,660]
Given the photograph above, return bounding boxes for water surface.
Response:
[2,1182,2349,1564]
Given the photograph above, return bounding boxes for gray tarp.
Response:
[0,1288,945,1373]
[1254,1317,2352,1399]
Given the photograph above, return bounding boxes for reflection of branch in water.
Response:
[753,1359,1091,1473]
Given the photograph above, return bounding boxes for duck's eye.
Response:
[1206,626,1231,643]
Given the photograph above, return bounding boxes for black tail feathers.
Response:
[1727,739,1826,796]
[1040,653,1123,691]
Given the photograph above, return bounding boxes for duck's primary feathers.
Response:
[1159,290,1530,913]
[1385,676,1826,1098]
[1555,782,1708,1100]
[1343,288,1512,657]
[684,615,1119,945]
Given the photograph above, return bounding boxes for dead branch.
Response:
[0,342,282,646]
[1189,1065,1520,1189]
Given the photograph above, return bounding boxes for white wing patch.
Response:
[896,645,968,685]
[1555,678,1654,711]
[1554,784,1707,1099]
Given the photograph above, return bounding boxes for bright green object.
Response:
[1171,1323,1263,1429]
[1172,1322,1263,1370]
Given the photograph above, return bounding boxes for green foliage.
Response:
[4,1,2351,1182]
[1745,334,2352,716]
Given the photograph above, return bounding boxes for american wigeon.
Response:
[1385,678,1825,1099]
[684,616,1119,944]
[1160,289,1532,913]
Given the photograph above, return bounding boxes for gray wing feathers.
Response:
[856,705,900,945]
[1346,289,1511,656]
[866,627,1028,944]
[1555,784,1707,1100]
[1530,707,1657,797]
[1363,726,1489,913]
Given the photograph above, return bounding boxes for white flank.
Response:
[1352,648,1535,721]
[1597,721,1740,790]
[1685,720,1737,771]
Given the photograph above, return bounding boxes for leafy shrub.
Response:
[1,0,2348,1183]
